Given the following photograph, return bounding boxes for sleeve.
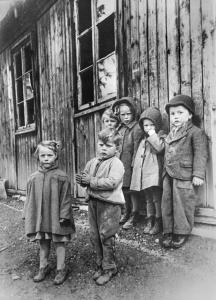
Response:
[132,124,143,166]
[59,178,72,220]
[192,129,208,179]
[22,179,31,219]
[147,130,166,153]
[89,159,125,190]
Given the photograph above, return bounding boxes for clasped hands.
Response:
[76,172,90,186]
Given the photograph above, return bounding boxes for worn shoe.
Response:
[53,268,68,285]
[95,268,118,286]
[119,213,130,225]
[149,217,162,235]
[161,233,173,249]
[172,234,188,249]
[92,267,103,281]
[33,265,51,282]
[122,213,138,230]
[143,216,155,234]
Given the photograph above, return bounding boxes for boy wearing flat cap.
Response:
[161,95,208,248]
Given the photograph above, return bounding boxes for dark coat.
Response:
[118,121,143,187]
[163,121,208,180]
[24,166,75,236]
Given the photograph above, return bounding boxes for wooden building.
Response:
[0,0,216,224]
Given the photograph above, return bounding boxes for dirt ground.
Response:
[1,198,216,300]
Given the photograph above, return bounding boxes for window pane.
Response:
[98,14,115,59]
[24,44,32,72]
[81,68,94,105]
[80,31,93,69]
[98,53,116,99]
[18,103,25,127]
[97,0,115,23]
[27,99,35,124]
[23,72,33,99]
[16,78,23,103]
[78,0,92,33]
[15,51,22,78]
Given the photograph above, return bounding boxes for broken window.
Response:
[12,37,35,131]
[75,0,117,109]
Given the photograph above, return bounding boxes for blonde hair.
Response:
[34,140,61,158]
[101,108,119,127]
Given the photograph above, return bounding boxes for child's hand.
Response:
[76,174,82,184]
[59,218,70,226]
[81,173,91,185]
[148,129,156,136]
[192,176,204,186]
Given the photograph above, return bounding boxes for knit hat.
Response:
[112,97,137,120]
[165,94,195,115]
[139,107,162,133]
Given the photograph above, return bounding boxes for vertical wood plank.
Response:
[166,0,181,99]
[179,0,191,95]
[139,0,149,110]
[148,0,158,107]
[124,0,132,96]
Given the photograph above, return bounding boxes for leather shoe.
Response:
[96,268,118,286]
[161,233,173,249]
[53,268,68,285]
[33,265,51,282]
[92,267,103,280]
[172,235,188,248]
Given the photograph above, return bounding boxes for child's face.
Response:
[38,146,57,169]
[169,105,192,127]
[142,119,155,134]
[97,139,117,159]
[119,104,133,125]
[103,116,118,130]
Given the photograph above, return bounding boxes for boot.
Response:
[172,234,188,248]
[119,213,130,225]
[122,212,138,230]
[95,268,118,286]
[161,233,173,249]
[92,266,103,280]
[33,265,51,282]
[149,217,162,235]
[53,268,68,285]
[143,216,155,234]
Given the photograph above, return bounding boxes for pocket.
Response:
[180,161,192,168]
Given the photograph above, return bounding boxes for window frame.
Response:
[11,33,36,134]
[74,0,118,111]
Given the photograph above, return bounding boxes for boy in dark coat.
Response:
[161,95,208,248]
[112,97,143,229]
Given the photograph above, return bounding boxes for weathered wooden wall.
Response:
[37,0,76,194]
[0,50,16,188]
[115,0,216,209]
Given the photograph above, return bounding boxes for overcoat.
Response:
[24,166,75,236]
[118,121,143,187]
[163,121,208,180]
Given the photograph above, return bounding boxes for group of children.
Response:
[23,94,208,286]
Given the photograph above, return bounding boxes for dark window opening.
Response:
[24,44,32,72]
[78,0,92,33]
[81,68,94,105]
[15,52,22,78]
[80,31,93,69]
[27,99,35,124]
[18,103,25,127]
[16,79,23,102]
[98,14,115,59]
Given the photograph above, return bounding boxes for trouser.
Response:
[122,188,132,215]
[39,240,66,270]
[144,187,162,218]
[88,198,121,270]
[161,174,197,235]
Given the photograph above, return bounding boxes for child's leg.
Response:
[88,198,103,269]
[122,192,139,229]
[119,188,132,224]
[143,188,155,233]
[33,239,51,282]
[39,239,51,268]
[96,202,120,285]
[149,187,163,234]
[54,242,68,285]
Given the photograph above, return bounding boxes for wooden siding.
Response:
[0,50,16,189]
[37,0,75,194]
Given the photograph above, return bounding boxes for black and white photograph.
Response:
[0,0,216,299]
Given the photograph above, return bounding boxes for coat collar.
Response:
[38,163,58,173]
[166,120,193,144]
[117,120,137,130]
